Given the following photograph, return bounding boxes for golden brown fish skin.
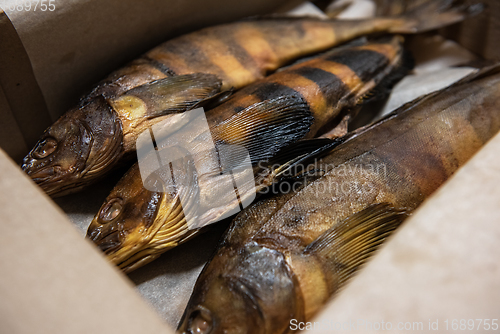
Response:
[86,20,375,99]
[177,67,500,334]
[208,36,406,136]
[22,0,480,196]
[87,37,411,272]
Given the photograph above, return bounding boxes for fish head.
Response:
[21,97,123,196]
[87,141,252,272]
[86,155,197,272]
[177,243,301,334]
[177,275,260,334]
[22,108,93,195]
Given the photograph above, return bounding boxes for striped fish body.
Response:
[89,0,482,99]
[177,66,500,334]
[87,19,403,100]
[206,37,405,136]
[22,0,480,196]
[86,37,411,273]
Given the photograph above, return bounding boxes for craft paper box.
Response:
[0,1,499,333]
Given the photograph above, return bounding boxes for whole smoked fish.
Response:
[87,37,412,272]
[21,0,480,196]
[177,65,500,334]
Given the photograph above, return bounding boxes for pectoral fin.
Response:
[325,1,354,18]
[212,96,315,164]
[254,137,344,191]
[356,48,415,105]
[112,73,223,119]
[305,203,408,288]
[193,88,235,110]
[319,114,352,140]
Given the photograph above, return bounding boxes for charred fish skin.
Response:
[22,0,481,197]
[86,36,413,273]
[177,65,500,334]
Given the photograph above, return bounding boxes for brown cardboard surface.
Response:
[309,131,500,334]
[0,10,50,162]
[441,0,500,60]
[0,148,173,334]
[0,84,28,162]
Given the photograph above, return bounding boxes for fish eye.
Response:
[33,137,58,159]
[99,198,123,223]
[187,308,213,334]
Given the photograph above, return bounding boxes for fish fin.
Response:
[116,73,223,118]
[325,1,354,18]
[351,63,500,141]
[192,88,235,110]
[357,48,415,105]
[454,59,498,69]
[319,114,352,140]
[254,138,343,192]
[304,203,408,288]
[389,0,484,34]
[212,96,314,164]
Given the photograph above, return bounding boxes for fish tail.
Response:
[388,0,484,34]
[304,203,408,289]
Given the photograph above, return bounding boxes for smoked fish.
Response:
[86,37,413,272]
[177,64,500,334]
[21,0,480,196]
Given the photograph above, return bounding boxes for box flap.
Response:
[0,148,174,334]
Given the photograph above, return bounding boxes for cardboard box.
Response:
[0,1,499,333]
